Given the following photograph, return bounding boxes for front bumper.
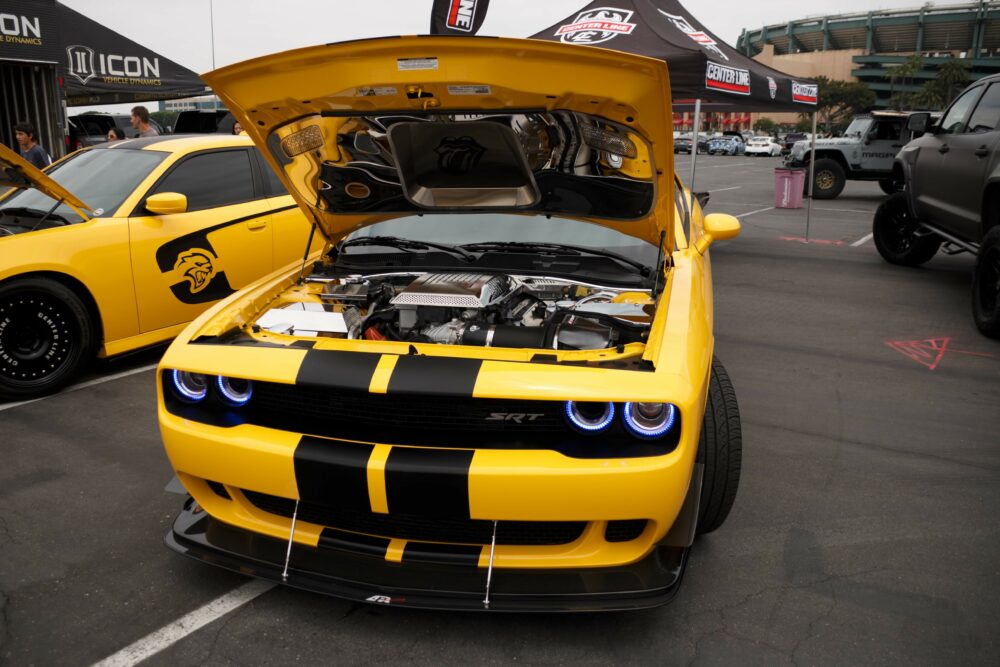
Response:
[167,498,689,612]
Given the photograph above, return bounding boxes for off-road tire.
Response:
[0,278,95,399]
[696,357,743,535]
[878,178,899,195]
[872,192,942,266]
[973,226,1000,338]
[811,158,846,199]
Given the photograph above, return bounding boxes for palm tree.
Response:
[883,54,924,110]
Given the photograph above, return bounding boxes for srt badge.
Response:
[555,7,636,45]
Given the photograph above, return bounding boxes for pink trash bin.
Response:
[774,168,806,209]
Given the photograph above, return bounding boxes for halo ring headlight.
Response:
[216,376,253,407]
[170,370,208,403]
[622,402,677,439]
[565,401,615,433]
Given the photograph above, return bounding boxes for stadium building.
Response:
[737,1,1000,118]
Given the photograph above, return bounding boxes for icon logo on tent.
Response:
[767,77,777,99]
[66,45,95,85]
[555,7,636,45]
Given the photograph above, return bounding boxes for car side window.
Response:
[873,121,901,141]
[938,86,984,135]
[966,83,1000,134]
[151,150,255,212]
[253,148,288,196]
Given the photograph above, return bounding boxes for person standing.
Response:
[14,122,52,170]
[130,106,159,138]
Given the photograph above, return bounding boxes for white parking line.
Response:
[851,233,874,247]
[92,579,275,667]
[0,363,157,412]
[708,186,742,193]
[815,207,876,214]
[736,206,775,219]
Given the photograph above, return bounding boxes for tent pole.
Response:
[688,98,701,191]
[210,0,219,110]
[805,111,818,242]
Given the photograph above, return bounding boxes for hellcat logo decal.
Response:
[174,249,216,294]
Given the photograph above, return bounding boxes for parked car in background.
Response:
[785,111,938,199]
[780,132,809,155]
[745,136,782,156]
[173,109,235,134]
[707,135,745,155]
[0,135,315,398]
[674,136,693,154]
[872,74,1000,338]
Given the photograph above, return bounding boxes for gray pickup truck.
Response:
[872,73,1000,337]
[785,111,934,199]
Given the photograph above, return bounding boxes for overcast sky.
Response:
[64,0,961,112]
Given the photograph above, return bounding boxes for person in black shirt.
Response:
[14,122,52,170]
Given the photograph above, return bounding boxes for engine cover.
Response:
[390,273,518,309]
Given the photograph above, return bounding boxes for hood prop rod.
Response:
[296,222,318,285]
[281,499,300,582]
[483,519,498,608]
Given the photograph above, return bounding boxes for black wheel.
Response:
[872,192,942,266]
[810,158,846,199]
[878,178,899,195]
[696,357,742,535]
[0,278,95,399]
[973,226,1000,338]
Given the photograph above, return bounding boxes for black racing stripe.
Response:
[386,356,482,396]
[318,528,390,557]
[295,349,381,390]
[293,436,373,510]
[402,542,482,566]
[384,447,474,519]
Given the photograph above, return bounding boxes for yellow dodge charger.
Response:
[0,135,313,399]
[158,36,743,610]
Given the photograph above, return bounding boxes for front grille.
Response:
[252,382,567,434]
[242,489,586,546]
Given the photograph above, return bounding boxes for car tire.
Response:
[872,192,942,266]
[878,178,899,195]
[972,226,1000,338]
[810,158,846,199]
[696,356,742,535]
[0,277,95,400]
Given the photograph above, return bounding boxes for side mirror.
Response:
[906,112,931,135]
[695,213,741,254]
[145,192,187,215]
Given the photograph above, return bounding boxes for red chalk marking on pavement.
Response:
[778,235,845,246]
[886,337,993,371]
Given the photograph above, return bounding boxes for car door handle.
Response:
[975,146,989,157]
[246,219,267,230]
[938,144,950,154]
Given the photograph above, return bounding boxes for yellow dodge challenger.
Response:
[0,135,313,399]
[159,36,743,611]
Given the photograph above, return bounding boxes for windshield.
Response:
[0,148,167,223]
[346,213,659,268]
[843,118,872,137]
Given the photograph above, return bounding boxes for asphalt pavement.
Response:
[2,154,998,666]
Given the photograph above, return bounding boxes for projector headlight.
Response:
[622,402,678,439]
[216,376,253,407]
[564,401,615,433]
[170,370,208,403]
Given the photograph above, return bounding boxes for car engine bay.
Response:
[255,272,653,351]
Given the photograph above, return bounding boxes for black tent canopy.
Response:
[1,0,207,106]
[429,0,817,112]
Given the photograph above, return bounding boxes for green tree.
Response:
[911,59,972,110]
[883,54,924,110]
[810,76,876,129]
[753,117,777,134]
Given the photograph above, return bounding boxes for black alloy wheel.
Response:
[973,226,1000,338]
[872,192,942,266]
[0,278,94,399]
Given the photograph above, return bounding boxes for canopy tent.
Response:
[1,0,207,106]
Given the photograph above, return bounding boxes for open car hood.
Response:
[203,36,675,247]
[0,144,92,220]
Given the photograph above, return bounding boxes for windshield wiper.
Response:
[336,235,473,261]
[460,241,651,277]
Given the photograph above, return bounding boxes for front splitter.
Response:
[165,500,689,612]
